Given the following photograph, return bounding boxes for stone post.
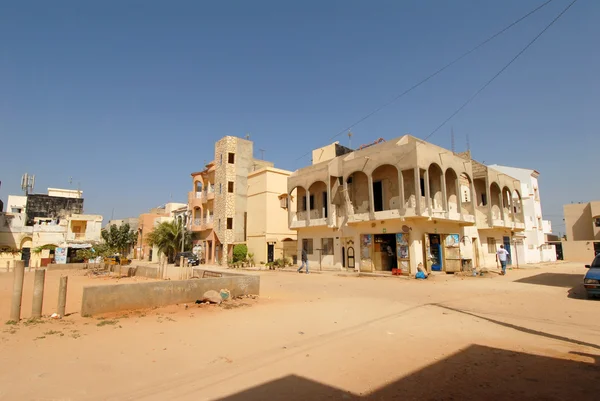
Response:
[31,269,46,319]
[10,261,25,322]
[57,276,68,317]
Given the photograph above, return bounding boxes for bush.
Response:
[233,244,248,263]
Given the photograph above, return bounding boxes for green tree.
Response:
[100,223,137,256]
[233,244,248,262]
[145,220,191,263]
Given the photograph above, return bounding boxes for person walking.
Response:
[297,248,309,274]
[497,245,510,275]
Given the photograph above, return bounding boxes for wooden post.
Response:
[10,261,25,322]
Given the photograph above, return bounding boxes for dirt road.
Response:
[1,262,599,400]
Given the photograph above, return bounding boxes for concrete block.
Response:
[80,273,259,316]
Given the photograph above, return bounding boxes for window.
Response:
[228,181,234,193]
[481,193,488,206]
[309,195,315,210]
[220,154,223,165]
[321,238,334,255]
[227,218,233,230]
[487,237,496,253]
[301,196,307,211]
[302,238,313,254]
[595,218,600,227]
[280,196,288,209]
[420,178,425,197]
[228,153,235,164]
[11,208,22,213]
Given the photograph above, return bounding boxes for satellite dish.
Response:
[402,225,410,233]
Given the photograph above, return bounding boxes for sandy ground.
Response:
[1,262,599,400]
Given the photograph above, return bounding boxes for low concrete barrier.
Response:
[46,262,105,271]
[108,264,160,279]
[81,272,259,316]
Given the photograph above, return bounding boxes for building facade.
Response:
[288,136,527,274]
[488,165,556,264]
[136,202,186,262]
[246,167,297,264]
[560,201,600,262]
[188,136,273,264]
[0,188,102,268]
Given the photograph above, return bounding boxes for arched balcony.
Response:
[308,181,328,223]
[490,182,502,224]
[372,164,400,218]
[346,171,370,216]
[428,164,444,216]
[502,186,513,224]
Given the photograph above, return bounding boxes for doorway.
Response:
[503,236,512,266]
[347,246,355,269]
[373,234,397,271]
[427,234,442,271]
[267,243,274,263]
[373,181,383,212]
[21,247,31,268]
[342,246,345,268]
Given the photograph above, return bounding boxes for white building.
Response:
[488,165,556,264]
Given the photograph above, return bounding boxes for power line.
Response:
[418,0,579,147]
[381,0,578,174]
[293,0,555,163]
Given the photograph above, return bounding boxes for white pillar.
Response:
[414,168,421,215]
[424,169,431,216]
[441,171,448,212]
[398,169,405,212]
[368,175,375,218]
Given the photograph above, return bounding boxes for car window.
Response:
[592,255,600,267]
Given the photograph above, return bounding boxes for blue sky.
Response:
[1,0,597,235]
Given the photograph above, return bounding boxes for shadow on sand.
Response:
[218,344,600,401]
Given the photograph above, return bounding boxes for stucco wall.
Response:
[562,240,598,263]
[80,272,260,316]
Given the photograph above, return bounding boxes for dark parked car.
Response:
[583,254,600,299]
[174,252,199,267]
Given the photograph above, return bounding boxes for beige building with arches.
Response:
[288,135,526,274]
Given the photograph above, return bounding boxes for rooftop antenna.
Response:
[245,133,250,140]
[451,127,455,154]
[259,149,265,160]
[21,173,35,195]
[348,131,353,149]
[466,133,471,152]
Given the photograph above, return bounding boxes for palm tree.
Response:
[145,220,191,263]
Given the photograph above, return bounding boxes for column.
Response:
[326,176,332,225]
[306,190,311,224]
[414,168,421,215]
[441,170,448,212]
[424,169,431,216]
[485,177,492,223]
[398,169,405,212]
[499,191,505,223]
[368,175,375,218]
[456,179,463,218]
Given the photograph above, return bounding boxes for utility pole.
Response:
[451,127,455,154]
[259,149,265,160]
[348,131,353,149]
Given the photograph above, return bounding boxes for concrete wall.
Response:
[247,167,297,263]
[80,271,260,316]
[562,240,599,263]
[564,203,593,241]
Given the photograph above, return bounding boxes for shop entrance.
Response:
[424,233,462,273]
[373,234,397,271]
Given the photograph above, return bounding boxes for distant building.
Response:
[487,165,556,264]
[0,188,102,268]
[560,201,600,262]
[247,167,297,265]
[137,202,186,262]
[288,136,530,274]
[188,136,274,264]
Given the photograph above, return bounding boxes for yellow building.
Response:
[560,201,600,262]
[247,167,297,264]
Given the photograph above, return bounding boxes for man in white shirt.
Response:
[497,245,510,275]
